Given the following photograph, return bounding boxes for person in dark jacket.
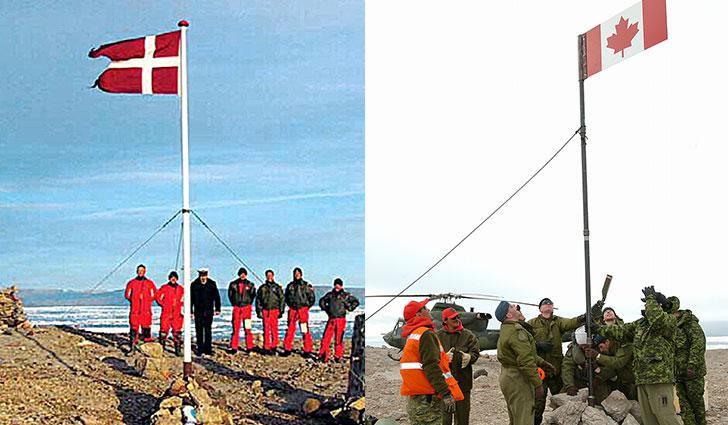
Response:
[318,278,359,362]
[282,267,316,357]
[437,307,480,425]
[256,269,285,354]
[190,268,221,356]
[228,267,256,354]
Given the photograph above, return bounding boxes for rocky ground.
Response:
[0,326,351,424]
[366,346,728,424]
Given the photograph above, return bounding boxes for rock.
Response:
[189,385,213,406]
[78,416,102,425]
[548,400,586,425]
[134,357,170,380]
[580,406,618,425]
[473,369,488,379]
[251,380,262,391]
[138,342,164,358]
[629,400,643,424]
[623,413,641,425]
[168,378,187,396]
[601,390,632,422]
[265,389,275,397]
[197,405,223,425]
[303,398,321,414]
[159,396,183,409]
[550,393,582,409]
[77,340,94,347]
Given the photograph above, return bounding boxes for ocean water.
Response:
[26,305,364,341]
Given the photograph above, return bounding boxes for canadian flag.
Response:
[583,0,667,79]
[89,30,181,94]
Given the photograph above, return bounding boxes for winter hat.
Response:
[495,301,510,322]
[168,271,179,280]
[333,278,344,287]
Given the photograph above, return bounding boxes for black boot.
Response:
[126,329,138,356]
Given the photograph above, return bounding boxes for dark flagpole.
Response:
[578,33,595,407]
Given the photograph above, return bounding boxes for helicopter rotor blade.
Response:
[365,294,437,298]
[460,292,503,299]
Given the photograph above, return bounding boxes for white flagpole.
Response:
[178,19,193,378]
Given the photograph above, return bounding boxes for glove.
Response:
[541,361,556,376]
[446,347,454,362]
[576,314,586,323]
[654,291,669,308]
[442,394,456,414]
[535,341,554,354]
[583,347,599,360]
[591,300,604,317]
[640,285,656,302]
[686,368,697,380]
[535,385,546,400]
[565,385,578,396]
[459,351,472,367]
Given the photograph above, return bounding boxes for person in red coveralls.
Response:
[318,278,359,363]
[156,270,184,356]
[124,264,157,354]
[228,267,256,354]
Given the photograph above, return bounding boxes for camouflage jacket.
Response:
[527,314,584,375]
[497,320,545,389]
[599,295,677,385]
[436,327,480,392]
[674,309,706,380]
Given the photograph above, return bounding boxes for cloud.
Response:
[69,190,363,221]
[0,202,74,211]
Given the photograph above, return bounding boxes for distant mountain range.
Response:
[18,286,364,307]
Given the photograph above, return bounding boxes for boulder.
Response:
[548,400,586,425]
[134,357,170,380]
[189,385,213,406]
[550,393,581,409]
[197,405,223,425]
[159,396,183,409]
[629,400,643,424]
[623,413,641,425]
[168,378,187,396]
[138,342,164,358]
[601,390,632,422]
[580,406,618,425]
[303,398,321,414]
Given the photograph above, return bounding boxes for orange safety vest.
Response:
[400,327,465,401]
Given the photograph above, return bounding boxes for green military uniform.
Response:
[407,329,451,425]
[671,298,707,425]
[527,313,583,423]
[600,294,681,425]
[437,327,480,425]
[497,320,545,425]
[595,340,637,400]
[561,342,612,403]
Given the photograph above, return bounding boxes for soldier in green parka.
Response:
[669,296,707,425]
[496,301,556,425]
[528,297,600,424]
[437,307,480,425]
[583,333,637,400]
[561,332,613,403]
[599,286,682,425]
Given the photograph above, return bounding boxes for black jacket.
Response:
[191,278,221,317]
[319,289,359,318]
[256,281,285,316]
[228,278,255,307]
[285,279,316,309]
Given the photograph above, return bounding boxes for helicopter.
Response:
[367,292,546,352]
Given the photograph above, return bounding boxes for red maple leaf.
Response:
[606,16,640,58]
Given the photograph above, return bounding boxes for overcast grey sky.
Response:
[365,0,728,340]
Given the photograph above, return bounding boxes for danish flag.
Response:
[89,30,181,95]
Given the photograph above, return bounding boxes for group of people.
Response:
[124,264,360,362]
[397,286,707,425]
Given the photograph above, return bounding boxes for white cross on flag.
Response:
[582,0,667,79]
[89,30,180,94]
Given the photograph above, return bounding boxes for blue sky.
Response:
[0,1,363,290]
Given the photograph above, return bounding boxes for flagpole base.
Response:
[183,361,194,379]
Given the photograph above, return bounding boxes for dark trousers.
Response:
[442,390,471,425]
[534,373,562,424]
[194,313,213,354]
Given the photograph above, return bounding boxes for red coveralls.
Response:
[320,317,347,361]
[155,282,184,343]
[284,307,313,352]
[125,277,157,343]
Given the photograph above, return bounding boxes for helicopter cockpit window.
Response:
[393,319,405,333]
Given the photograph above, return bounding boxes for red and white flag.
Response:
[89,30,180,94]
[582,0,667,79]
